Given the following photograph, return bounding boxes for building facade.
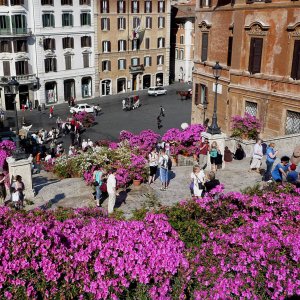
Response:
[171,0,195,83]
[0,0,96,110]
[96,0,171,96]
[192,0,300,138]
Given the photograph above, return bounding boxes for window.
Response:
[62,13,73,27]
[131,0,139,13]
[245,101,257,116]
[61,0,72,4]
[133,17,140,29]
[44,57,57,73]
[157,55,164,65]
[42,13,55,27]
[158,17,165,29]
[65,55,72,70]
[43,38,55,50]
[201,33,208,62]
[102,41,111,52]
[146,17,152,29]
[80,12,91,26]
[157,37,165,48]
[194,83,200,105]
[101,0,109,13]
[145,37,150,49]
[200,84,207,105]
[117,0,125,13]
[101,17,110,30]
[179,49,184,60]
[10,0,24,5]
[144,56,152,67]
[144,0,152,13]
[118,40,126,51]
[118,58,126,70]
[175,49,178,59]
[0,0,8,5]
[14,39,27,52]
[227,36,233,67]
[81,36,91,47]
[15,60,28,75]
[0,40,11,52]
[286,110,300,135]
[102,60,111,71]
[0,16,9,33]
[131,57,140,66]
[80,0,90,4]
[62,37,74,49]
[41,0,53,5]
[199,0,211,7]
[180,35,184,44]
[158,0,165,13]
[118,17,126,30]
[132,39,139,50]
[291,40,300,80]
[11,15,27,34]
[248,37,263,74]
[3,61,10,76]
[83,53,89,67]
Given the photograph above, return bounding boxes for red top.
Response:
[199,142,209,155]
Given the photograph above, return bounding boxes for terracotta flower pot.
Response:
[133,179,141,186]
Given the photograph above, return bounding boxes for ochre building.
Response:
[192,0,300,138]
[95,0,171,96]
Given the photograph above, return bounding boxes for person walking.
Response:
[157,115,162,129]
[49,106,54,118]
[249,139,263,173]
[93,167,104,207]
[159,148,169,191]
[148,148,158,184]
[159,105,165,117]
[199,138,209,169]
[209,141,218,172]
[263,143,278,181]
[190,165,205,197]
[107,168,117,214]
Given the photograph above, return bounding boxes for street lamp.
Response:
[7,76,27,160]
[207,61,222,135]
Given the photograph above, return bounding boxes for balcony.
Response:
[0,28,32,37]
[0,74,37,85]
[129,65,144,73]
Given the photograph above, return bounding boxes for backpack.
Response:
[167,157,172,171]
[161,157,168,169]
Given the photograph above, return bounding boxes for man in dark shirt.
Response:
[204,171,220,193]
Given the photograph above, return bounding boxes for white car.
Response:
[70,103,95,114]
[148,86,167,96]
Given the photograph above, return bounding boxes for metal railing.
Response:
[0,28,32,36]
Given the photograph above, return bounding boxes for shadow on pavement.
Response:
[33,176,61,194]
[40,193,65,210]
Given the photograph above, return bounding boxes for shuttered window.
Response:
[15,60,28,75]
[118,40,126,51]
[285,110,300,135]
[62,13,73,27]
[200,84,207,104]
[201,33,208,62]
[194,83,200,105]
[81,36,91,47]
[102,60,111,71]
[62,37,74,49]
[291,40,300,80]
[83,53,89,68]
[80,13,91,26]
[100,0,109,13]
[117,0,125,13]
[131,57,140,66]
[101,17,110,30]
[42,14,55,27]
[146,17,152,29]
[145,38,150,49]
[227,36,233,67]
[118,17,126,30]
[158,17,165,28]
[3,61,10,76]
[102,41,111,52]
[65,55,72,70]
[118,59,126,70]
[248,37,263,74]
[157,55,164,65]
[144,1,152,13]
[44,58,57,72]
[158,0,165,12]
[131,1,139,13]
[0,40,11,52]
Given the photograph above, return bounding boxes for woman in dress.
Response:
[190,165,205,197]
[209,141,219,172]
[11,175,25,209]
[148,148,159,185]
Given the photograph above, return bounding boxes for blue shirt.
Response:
[287,171,298,183]
[272,163,289,181]
[266,147,276,163]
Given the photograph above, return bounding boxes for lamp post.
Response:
[7,76,27,160]
[207,61,222,135]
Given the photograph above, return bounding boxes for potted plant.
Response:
[231,113,261,140]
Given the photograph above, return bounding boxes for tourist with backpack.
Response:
[159,149,169,191]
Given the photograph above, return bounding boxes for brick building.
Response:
[170,0,195,83]
[192,0,300,138]
[96,0,171,96]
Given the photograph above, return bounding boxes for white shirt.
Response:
[107,174,116,194]
[88,140,93,147]
[45,154,52,162]
[149,152,158,167]
[82,141,88,150]
[159,154,169,169]
[191,171,205,197]
[252,143,263,159]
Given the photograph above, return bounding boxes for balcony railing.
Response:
[0,28,32,36]
[0,74,37,85]
[129,65,144,73]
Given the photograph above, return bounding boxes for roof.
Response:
[172,0,196,19]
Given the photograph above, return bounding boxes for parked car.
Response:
[70,103,95,114]
[148,86,167,96]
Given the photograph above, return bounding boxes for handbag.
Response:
[100,182,107,193]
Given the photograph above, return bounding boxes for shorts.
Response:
[210,157,217,164]
[149,166,158,177]
[160,167,169,184]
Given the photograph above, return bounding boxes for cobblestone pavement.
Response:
[27,157,264,217]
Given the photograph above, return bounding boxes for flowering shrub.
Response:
[231,113,261,140]
[0,140,16,169]
[74,111,95,128]
[0,209,188,299]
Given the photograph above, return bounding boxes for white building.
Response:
[0,0,95,110]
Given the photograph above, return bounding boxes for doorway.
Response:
[64,79,75,102]
[156,73,163,86]
[101,79,111,96]
[18,85,29,109]
[132,74,137,91]
[5,94,14,111]
[82,77,92,98]
[45,81,58,104]
[117,78,126,93]
[143,75,151,89]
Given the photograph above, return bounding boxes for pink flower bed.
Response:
[0,140,16,169]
